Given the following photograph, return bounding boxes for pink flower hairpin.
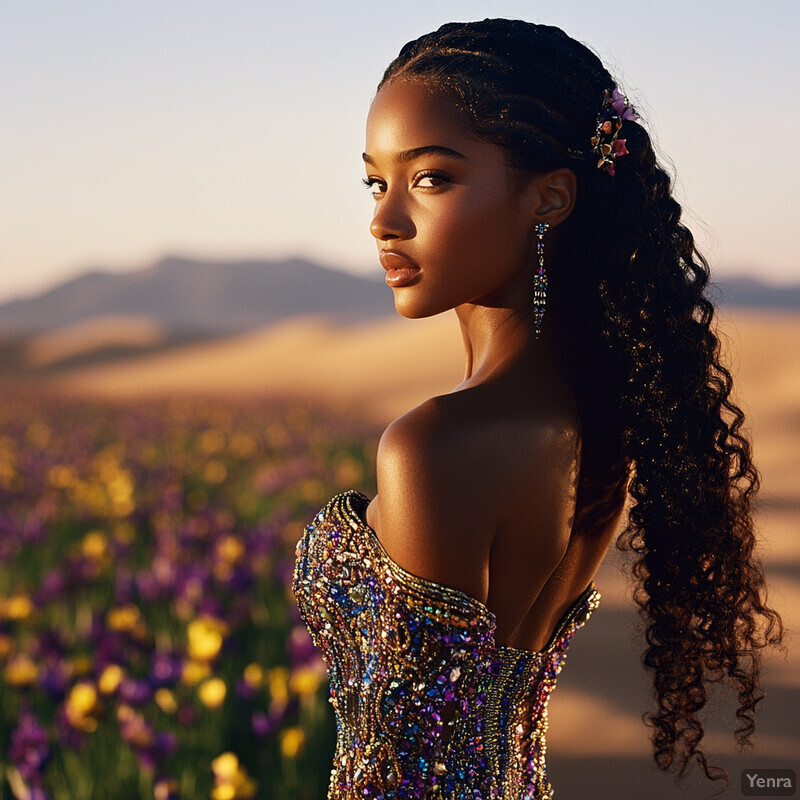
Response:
[591,88,639,177]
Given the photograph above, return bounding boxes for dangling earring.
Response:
[533,222,549,337]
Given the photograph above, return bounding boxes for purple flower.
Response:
[251,710,275,738]
[8,712,51,784]
[610,88,638,121]
[136,730,178,771]
[135,571,161,601]
[287,625,317,666]
[32,630,68,660]
[34,569,66,604]
[115,571,136,605]
[38,661,71,698]
[235,677,258,701]
[149,651,182,688]
[118,678,152,706]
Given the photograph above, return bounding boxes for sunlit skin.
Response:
[363,80,623,650]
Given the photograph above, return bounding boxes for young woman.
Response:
[293,19,783,799]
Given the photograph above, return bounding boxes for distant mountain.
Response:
[0,256,394,338]
[711,276,800,312]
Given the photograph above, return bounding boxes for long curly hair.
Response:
[379,19,784,783]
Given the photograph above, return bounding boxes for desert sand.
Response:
[52,308,799,797]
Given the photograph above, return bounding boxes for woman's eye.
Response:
[414,171,449,188]
[362,178,386,197]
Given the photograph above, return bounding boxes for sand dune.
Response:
[25,314,166,368]
[52,313,465,420]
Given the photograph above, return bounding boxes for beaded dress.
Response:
[292,490,599,800]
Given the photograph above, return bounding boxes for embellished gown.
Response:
[292,491,599,800]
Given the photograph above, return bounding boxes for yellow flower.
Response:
[155,687,178,714]
[81,530,109,561]
[47,464,76,488]
[4,653,37,687]
[106,471,135,516]
[198,677,227,709]
[181,660,211,686]
[266,666,289,704]
[98,664,124,694]
[299,478,326,503]
[289,666,322,697]
[107,605,141,632]
[211,752,257,800]
[211,752,240,781]
[187,616,228,662]
[3,594,34,621]
[216,535,245,565]
[229,432,256,459]
[280,726,306,759]
[203,460,228,485]
[212,784,235,800]
[65,682,102,732]
[242,663,263,691]
[199,428,226,455]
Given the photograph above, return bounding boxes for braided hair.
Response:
[379,19,783,783]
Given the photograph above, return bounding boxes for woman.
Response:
[293,19,783,799]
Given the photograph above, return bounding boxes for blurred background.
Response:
[0,1,797,798]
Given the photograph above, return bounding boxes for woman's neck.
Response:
[454,301,552,387]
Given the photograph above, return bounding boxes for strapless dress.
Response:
[292,490,599,799]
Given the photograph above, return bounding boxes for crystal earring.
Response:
[533,222,549,337]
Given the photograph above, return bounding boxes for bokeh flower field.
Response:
[0,393,379,800]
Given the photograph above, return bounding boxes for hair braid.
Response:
[380,18,784,784]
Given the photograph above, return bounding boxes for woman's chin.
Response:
[393,297,447,320]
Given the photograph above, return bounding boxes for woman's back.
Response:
[365,358,621,653]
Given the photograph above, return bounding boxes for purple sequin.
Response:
[292,491,600,800]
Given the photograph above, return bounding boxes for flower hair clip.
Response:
[591,88,638,177]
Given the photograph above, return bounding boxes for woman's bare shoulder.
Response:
[367,392,580,604]
[369,396,491,601]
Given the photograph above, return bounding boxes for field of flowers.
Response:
[0,392,380,800]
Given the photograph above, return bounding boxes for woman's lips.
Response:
[379,251,421,288]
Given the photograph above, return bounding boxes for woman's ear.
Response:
[527,168,577,228]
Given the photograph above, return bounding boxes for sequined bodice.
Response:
[292,491,599,800]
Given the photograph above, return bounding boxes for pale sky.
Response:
[1,0,798,303]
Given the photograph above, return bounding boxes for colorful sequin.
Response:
[292,491,600,799]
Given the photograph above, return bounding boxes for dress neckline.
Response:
[332,490,599,657]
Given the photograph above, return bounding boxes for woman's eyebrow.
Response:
[362,145,468,166]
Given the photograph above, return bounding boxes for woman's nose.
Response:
[370,193,413,241]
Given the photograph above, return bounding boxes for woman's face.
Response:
[364,80,540,319]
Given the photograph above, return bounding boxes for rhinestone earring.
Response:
[533,222,549,337]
